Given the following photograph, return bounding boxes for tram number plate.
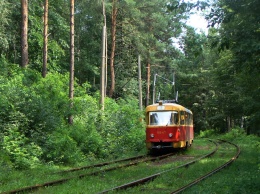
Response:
[157,130,166,134]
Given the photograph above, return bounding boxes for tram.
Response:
[145,100,194,152]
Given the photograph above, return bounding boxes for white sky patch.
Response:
[183,0,209,34]
[172,0,210,49]
[187,13,208,34]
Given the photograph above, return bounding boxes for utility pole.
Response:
[152,73,176,104]
[100,0,107,110]
[152,74,157,104]
[138,54,142,110]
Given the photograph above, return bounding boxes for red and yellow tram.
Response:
[145,100,193,152]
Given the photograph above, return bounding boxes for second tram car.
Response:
[145,100,193,152]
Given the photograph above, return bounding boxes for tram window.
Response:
[149,111,178,126]
[179,111,193,125]
[180,111,185,125]
[150,113,158,125]
[188,113,191,125]
[189,114,193,125]
[171,112,179,125]
[186,113,193,125]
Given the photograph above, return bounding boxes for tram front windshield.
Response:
[149,111,178,126]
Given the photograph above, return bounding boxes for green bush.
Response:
[222,127,246,140]
[2,124,42,169]
[199,129,217,138]
[43,127,85,164]
[69,123,105,159]
[97,98,145,157]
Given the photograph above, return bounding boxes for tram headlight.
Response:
[150,134,154,138]
[169,133,173,138]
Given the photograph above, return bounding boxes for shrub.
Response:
[43,127,85,165]
[97,98,146,157]
[222,127,246,140]
[2,124,42,169]
[199,129,217,138]
[68,122,105,159]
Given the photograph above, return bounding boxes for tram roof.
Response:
[145,102,192,114]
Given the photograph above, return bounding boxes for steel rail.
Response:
[171,139,240,194]
[58,154,146,173]
[79,153,175,177]
[1,153,173,194]
[98,139,218,193]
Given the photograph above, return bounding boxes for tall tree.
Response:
[103,0,187,101]
[0,0,11,56]
[134,0,186,105]
[42,0,48,78]
[21,0,28,67]
[207,0,260,133]
[108,0,118,97]
[68,0,75,124]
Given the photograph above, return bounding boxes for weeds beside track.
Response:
[170,139,240,194]
[1,154,175,194]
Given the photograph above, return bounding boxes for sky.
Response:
[184,0,209,34]
[187,13,209,34]
[171,1,209,49]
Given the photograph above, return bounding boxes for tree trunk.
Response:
[100,0,107,110]
[227,116,231,132]
[21,0,28,68]
[42,0,48,78]
[109,0,118,97]
[68,0,75,124]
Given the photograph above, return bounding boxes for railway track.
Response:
[2,139,236,194]
[1,153,174,194]
[98,139,240,194]
[170,139,240,194]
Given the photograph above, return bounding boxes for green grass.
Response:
[128,131,260,194]
[29,139,214,193]
[186,131,260,194]
[0,131,259,194]
[121,139,236,194]
[0,152,148,193]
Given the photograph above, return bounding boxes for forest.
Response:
[0,0,259,169]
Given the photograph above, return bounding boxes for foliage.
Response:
[43,127,85,164]
[2,125,42,169]
[198,129,218,138]
[0,0,11,54]
[98,97,145,157]
[0,63,145,168]
[206,0,260,134]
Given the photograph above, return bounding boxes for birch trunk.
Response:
[21,0,28,67]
